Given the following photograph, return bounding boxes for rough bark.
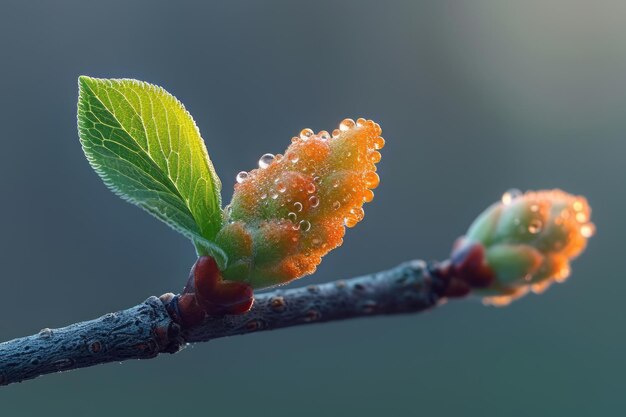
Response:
[0,260,445,387]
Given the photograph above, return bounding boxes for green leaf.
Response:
[77,76,224,260]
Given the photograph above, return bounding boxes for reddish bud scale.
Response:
[176,257,254,325]
[219,118,384,288]
[449,240,495,289]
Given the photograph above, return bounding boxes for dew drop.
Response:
[352,207,365,221]
[312,238,322,247]
[288,153,299,164]
[318,130,330,141]
[300,128,314,140]
[501,189,522,205]
[332,129,341,138]
[356,117,366,127]
[554,265,571,283]
[339,118,355,131]
[261,193,267,200]
[364,172,380,189]
[374,136,385,150]
[293,202,303,212]
[299,220,311,232]
[363,189,375,203]
[575,212,588,223]
[271,193,279,199]
[344,216,358,228]
[573,200,585,212]
[369,151,382,163]
[528,219,543,234]
[309,195,320,208]
[236,171,249,183]
[38,328,53,339]
[531,281,551,294]
[306,183,316,194]
[276,181,287,193]
[287,212,297,223]
[258,153,275,169]
[580,223,596,238]
[291,136,300,144]
[332,201,341,210]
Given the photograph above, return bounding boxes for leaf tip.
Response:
[78,75,94,88]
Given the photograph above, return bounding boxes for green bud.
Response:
[456,189,594,306]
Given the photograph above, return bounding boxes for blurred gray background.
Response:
[0,0,623,415]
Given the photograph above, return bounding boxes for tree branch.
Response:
[0,260,447,387]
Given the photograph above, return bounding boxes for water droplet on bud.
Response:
[501,189,522,205]
[318,130,330,141]
[364,172,380,189]
[369,151,382,163]
[287,153,299,164]
[528,219,543,234]
[573,200,585,212]
[258,153,275,169]
[236,171,249,183]
[300,128,314,140]
[309,195,320,208]
[580,223,596,238]
[300,220,311,232]
[352,207,365,221]
[374,137,385,150]
[344,216,358,228]
[339,118,355,131]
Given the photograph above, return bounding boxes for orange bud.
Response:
[220,118,384,288]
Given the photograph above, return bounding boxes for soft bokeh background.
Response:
[0,0,623,415]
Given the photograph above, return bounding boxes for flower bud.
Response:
[452,189,595,306]
[217,118,384,288]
